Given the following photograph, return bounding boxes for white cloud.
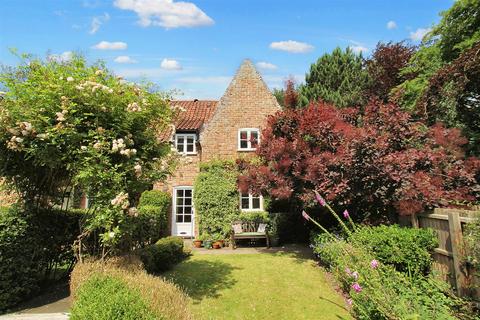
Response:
[410,27,431,41]
[90,13,110,34]
[387,20,397,30]
[114,55,138,63]
[256,61,278,71]
[160,58,182,70]
[92,41,128,50]
[350,45,369,54]
[113,0,214,29]
[269,40,314,53]
[48,51,73,62]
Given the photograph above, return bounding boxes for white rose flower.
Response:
[66,77,74,82]
[15,137,24,143]
[80,146,87,151]
[108,232,115,239]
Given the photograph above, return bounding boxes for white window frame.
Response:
[175,133,197,155]
[238,128,260,151]
[240,193,263,212]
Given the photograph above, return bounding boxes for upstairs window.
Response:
[240,193,263,211]
[175,133,196,155]
[238,128,259,151]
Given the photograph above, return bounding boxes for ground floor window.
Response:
[240,193,263,211]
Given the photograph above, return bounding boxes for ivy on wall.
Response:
[193,160,241,237]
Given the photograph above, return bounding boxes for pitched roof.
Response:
[171,100,218,131]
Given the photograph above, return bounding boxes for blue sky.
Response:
[0,0,453,99]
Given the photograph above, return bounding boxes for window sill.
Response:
[240,209,264,212]
[237,148,257,152]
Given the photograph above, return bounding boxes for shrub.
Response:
[70,256,192,320]
[194,160,240,237]
[139,236,186,273]
[131,190,171,246]
[463,215,480,271]
[70,275,156,320]
[349,225,438,276]
[312,235,471,319]
[0,207,41,312]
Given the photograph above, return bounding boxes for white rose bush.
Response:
[0,53,177,257]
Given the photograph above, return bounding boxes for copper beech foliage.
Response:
[239,101,480,219]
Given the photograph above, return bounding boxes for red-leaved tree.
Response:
[240,100,480,221]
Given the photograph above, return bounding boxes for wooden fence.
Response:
[411,208,479,299]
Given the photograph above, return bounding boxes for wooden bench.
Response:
[231,221,269,249]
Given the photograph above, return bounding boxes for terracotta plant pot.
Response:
[193,240,202,248]
[218,240,225,247]
[212,241,221,249]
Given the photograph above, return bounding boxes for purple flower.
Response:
[346,298,353,306]
[352,282,362,293]
[351,271,359,280]
[343,209,350,219]
[370,259,379,269]
[314,191,326,206]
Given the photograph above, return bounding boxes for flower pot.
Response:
[218,240,225,247]
[212,241,221,249]
[203,240,212,249]
[193,240,203,248]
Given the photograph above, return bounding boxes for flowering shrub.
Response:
[0,54,177,255]
[307,193,476,319]
[241,100,480,220]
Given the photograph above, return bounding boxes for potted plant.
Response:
[203,234,213,249]
[212,233,223,249]
[193,235,204,248]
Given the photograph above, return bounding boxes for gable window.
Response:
[240,193,263,211]
[238,128,259,151]
[175,133,196,155]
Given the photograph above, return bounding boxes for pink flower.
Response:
[345,267,352,275]
[346,298,353,306]
[314,191,326,206]
[370,259,379,269]
[352,282,362,293]
[301,210,310,221]
[352,271,359,280]
[343,209,350,219]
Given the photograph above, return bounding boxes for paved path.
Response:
[0,313,69,320]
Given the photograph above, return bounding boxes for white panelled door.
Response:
[172,187,194,237]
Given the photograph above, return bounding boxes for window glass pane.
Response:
[176,144,183,153]
[187,137,194,144]
[252,197,261,209]
[240,140,248,149]
[240,131,247,139]
[186,144,194,152]
[184,198,192,206]
[241,198,250,209]
[176,215,184,223]
[176,189,184,197]
[251,131,258,148]
[184,189,192,198]
[177,137,184,144]
[184,206,192,214]
[176,206,183,214]
[176,197,183,205]
[184,215,191,222]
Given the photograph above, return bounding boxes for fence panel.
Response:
[414,208,478,300]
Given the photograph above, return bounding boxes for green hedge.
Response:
[349,225,438,276]
[70,275,156,320]
[194,160,240,237]
[139,236,186,273]
[134,190,171,246]
[0,206,83,313]
[70,257,192,320]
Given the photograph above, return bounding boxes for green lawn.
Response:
[164,250,352,320]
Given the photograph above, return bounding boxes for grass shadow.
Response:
[256,243,314,264]
[164,258,238,302]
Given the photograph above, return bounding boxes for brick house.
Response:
[156,59,280,237]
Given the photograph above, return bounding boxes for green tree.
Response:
[299,47,370,108]
[0,53,177,253]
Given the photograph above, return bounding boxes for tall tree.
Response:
[366,41,416,103]
[299,47,370,108]
[283,77,299,109]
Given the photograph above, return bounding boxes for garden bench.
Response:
[231,221,269,249]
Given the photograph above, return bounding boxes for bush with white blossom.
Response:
[0,53,177,254]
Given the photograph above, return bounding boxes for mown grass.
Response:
[164,250,352,320]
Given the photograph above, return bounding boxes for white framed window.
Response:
[175,133,197,155]
[238,128,259,151]
[240,193,263,211]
